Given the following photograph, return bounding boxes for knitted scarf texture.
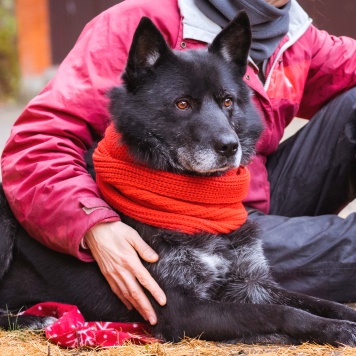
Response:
[93,124,250,235]
[194,0,291,64]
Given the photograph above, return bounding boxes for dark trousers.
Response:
[249,87,356,302]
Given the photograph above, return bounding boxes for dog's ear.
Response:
[123,17,172,87]
[208,11,251,75]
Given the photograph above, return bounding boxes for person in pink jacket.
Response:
[2,0,356,325]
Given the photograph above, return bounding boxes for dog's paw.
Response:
[0,315,57,331]
[323,320,356,347]
[28,316,58,330]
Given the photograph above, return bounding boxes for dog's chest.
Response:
[146,230,274,304]
[154,243,233,299]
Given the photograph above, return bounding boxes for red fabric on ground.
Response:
[23,302,159,348]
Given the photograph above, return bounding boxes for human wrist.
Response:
[83,224,101,249]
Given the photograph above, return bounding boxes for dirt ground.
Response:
[2,330,356,356]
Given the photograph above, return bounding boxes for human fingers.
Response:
[103,270,134,311]
[90,251,153,321]
[85,221,165,323]
[117,268,160,325]
[116,243,166,323]
[129,231,160,263]
[127,233,167,306]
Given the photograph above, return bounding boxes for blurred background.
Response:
[0,0,355,214]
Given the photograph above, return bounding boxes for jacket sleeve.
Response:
[1,3,179,261]
[297,25,356,119]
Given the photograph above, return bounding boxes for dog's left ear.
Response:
[209,11,251,75]
[123,17,172,87]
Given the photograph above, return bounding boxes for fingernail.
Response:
[158,296,166,306]
[149,316,157,325]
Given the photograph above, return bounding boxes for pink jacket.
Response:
[2,0,356,261]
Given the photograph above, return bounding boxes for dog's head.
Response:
[109,12,263,175]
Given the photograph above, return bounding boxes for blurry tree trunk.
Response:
[0,0,19,101]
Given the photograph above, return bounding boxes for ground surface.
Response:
[2,330,356,355]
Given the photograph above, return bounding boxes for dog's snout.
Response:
[215,134,239,158]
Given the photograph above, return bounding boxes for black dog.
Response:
[2,13,356,346]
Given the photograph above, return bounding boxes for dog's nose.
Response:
[215,135,239,158]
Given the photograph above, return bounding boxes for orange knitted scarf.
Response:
[93,124,250,235]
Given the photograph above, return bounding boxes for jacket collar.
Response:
[178,0,221,43]
[178,0,312,46]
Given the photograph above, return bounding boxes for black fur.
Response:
[2,13,356,346]
[109,14,261,174]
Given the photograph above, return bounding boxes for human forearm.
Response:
[1,99,119,260]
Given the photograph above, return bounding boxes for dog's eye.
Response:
[176,100,190,110]
[223,97,233,108]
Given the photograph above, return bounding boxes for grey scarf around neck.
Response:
[194,0,291,64]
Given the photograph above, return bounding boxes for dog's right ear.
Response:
[208,11,251,75]
[122,17,172,88]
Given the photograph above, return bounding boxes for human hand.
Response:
[84,221,166,325]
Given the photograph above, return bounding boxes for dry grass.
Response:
[2,330,356,356]
[2,305,356,355]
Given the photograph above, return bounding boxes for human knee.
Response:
[342,88,356,144]
[335,87,356,113]
[328,88,356,145]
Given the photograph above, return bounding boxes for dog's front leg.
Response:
[149,287,356,346]
[269,287,356,322]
